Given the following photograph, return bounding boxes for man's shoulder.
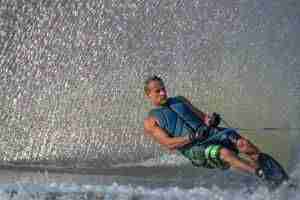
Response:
[174,95,188,101]
[172,96,191,104]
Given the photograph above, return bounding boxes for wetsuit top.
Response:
[148,96,207,138]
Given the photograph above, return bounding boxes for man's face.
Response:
[146,80,168,106]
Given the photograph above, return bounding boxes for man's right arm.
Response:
[144,116,191,151]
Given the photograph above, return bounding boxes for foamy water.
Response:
[0,176,297,200]
[0,151,298,200]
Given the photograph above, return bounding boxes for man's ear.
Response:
[145,92,151,99]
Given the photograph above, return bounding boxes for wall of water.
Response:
[0,0,299,168]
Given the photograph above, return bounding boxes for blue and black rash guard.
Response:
[148,96,207,138]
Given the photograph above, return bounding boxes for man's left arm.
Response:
[177,96,210,125]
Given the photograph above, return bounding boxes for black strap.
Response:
[165,101,201,135]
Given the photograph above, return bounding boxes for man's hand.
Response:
[204,112,221,127]
[209,112,221,127]
[188,128,210,142]
[176,97,221,128]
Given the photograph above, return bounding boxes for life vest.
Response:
[148,96,206,137]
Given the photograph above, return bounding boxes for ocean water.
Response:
[0,148,299,200]
[1,0,300,199]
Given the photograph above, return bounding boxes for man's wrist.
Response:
[204,114,210,126]
[184,134,192,142]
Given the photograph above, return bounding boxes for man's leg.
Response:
[219,147,257,174]
[215,128,261,173]
[216,129,260,163]
[236,137,261,161]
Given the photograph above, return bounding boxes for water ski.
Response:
[257,153,289,189]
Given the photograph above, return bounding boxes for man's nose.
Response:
[159,90,166,96]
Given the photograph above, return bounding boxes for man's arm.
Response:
[144,116,191,150]
[177,96,210,125]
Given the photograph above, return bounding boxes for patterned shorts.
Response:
[180,128,241,169]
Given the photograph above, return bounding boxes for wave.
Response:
[0,150,300,199]
[0,180,298,200]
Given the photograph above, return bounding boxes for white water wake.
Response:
[0,156,299,200]
[0,180,298,200]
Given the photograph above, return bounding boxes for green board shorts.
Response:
[180,128,241,169]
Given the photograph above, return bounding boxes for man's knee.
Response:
[203,145,230,169]
[236,137,259,153]
[219,147,237,161]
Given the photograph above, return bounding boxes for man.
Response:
[143,75,266,178]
